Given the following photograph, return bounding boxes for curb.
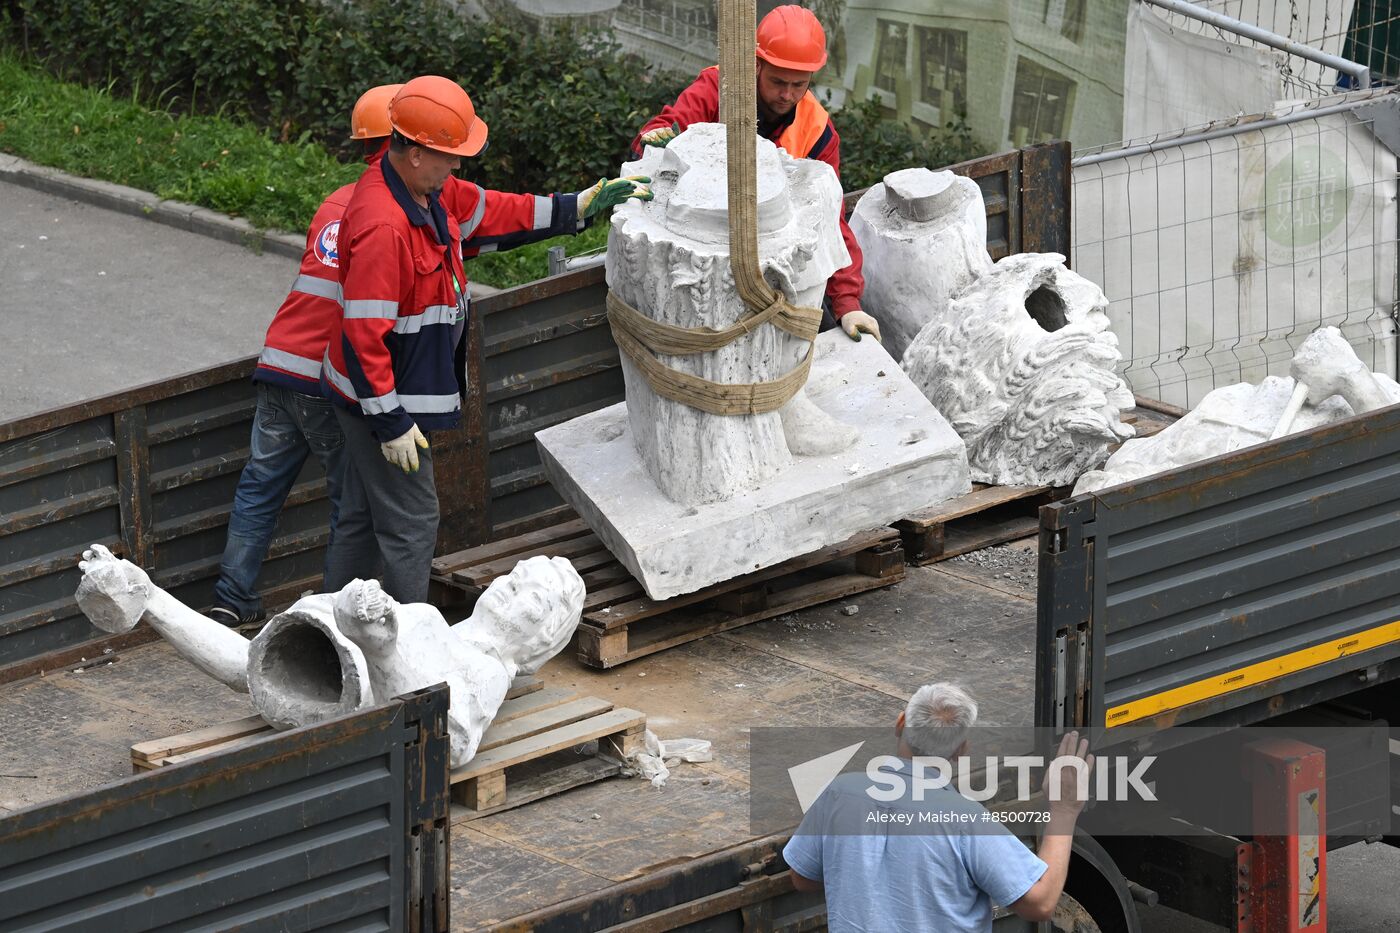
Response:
[0,153,306,259]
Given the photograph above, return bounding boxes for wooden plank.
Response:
[453,756,620,823]
[477,697,614,754]
[114,409,155,569]
[505,675,543,700]
[451,708,645,781]
[160,732,265,767]
[131,715,269,763]
[940,515,1041,560]
[579,568,902,669]
[898,484,1050,531]
[579,562,631,590]
[583,580,646,612]
[491,687,579,726]
[433,518,590,577]
[584,527,897,631]
[456,532,604,584]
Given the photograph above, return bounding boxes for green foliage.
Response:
[831,96,990,191]
[0,51,359,233]
[6,0,687,195]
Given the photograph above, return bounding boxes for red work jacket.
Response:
[632,66,864,317]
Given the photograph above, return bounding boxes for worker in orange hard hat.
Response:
[322,75,651,602]
[209,84,402,628]
[631,5,878,343]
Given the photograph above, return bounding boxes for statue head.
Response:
[456,555,584,676]
[332,578,401,655]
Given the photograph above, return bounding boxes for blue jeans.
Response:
[212,384,347,616]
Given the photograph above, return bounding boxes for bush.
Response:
[6,0,689,195]
[0,51,360,233]
[832,96,990,191]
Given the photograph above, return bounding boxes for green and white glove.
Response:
[579,175,653,219]
[381,423,429,473]
[640,121,681,149]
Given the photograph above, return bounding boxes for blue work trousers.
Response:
[212,383,347,616]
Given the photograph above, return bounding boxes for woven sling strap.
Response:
[604,0,822,416]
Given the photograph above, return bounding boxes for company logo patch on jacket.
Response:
[314,220,341,268]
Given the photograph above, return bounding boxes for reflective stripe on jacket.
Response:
[322,158,581,440]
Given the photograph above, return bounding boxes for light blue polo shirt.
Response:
[783,759,1048,933]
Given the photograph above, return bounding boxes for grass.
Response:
[0,51,598,287]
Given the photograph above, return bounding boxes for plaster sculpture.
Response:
[75,545,584,767]
[1074,327,1400,495]
[900,252,1136,487]
[607,123,856,507]
[849,168,993,362]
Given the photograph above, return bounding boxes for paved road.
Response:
[0,180,298,423]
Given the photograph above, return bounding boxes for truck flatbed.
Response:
[0,540,1038,927]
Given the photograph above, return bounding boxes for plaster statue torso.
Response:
[75,550,584,768]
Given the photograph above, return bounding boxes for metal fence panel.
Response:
[1073,89,1400,409]
[0,685,450,933]
[1039,403,1400,738]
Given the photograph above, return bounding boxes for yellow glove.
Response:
[381,423,429,473]
[840,309,881,342]
[640,121,681,148]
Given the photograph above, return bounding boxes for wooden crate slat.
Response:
[899,484,1049,530]
[130,715,268,762]
[477,697,614,754]
[582,579,646,611]
[432,518,590,574]
[455,532,606,584]
[583,527,898,632]
[489,687,583,727]
[453,757,621,823]
[451,707,645,781]
[579,567,902,669]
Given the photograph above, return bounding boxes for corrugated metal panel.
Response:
[0,363,332,681]
[1039,403,1400,735]
[0,685,450,932]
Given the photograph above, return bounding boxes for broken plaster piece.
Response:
[901,252,1135,487]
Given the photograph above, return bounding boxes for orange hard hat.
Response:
[389,76,489,157]
[756,5,828,72]
[350,83,403,140]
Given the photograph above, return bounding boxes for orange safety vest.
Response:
[777,92,831,160]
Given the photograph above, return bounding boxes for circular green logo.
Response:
[1263,145,1351,248]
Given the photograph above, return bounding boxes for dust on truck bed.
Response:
[0,539,1039,928]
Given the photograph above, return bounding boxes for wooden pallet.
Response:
[130,677,644,822]
[893,484,1069,566]
[576,527,904,668]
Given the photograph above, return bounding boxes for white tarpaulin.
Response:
[1123,1,1284,140]
[1074,95,1398,408]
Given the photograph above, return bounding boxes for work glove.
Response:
[381,423,429,473]
[579,175,653,219]
[640,121,681,149]
[840,309,881,342]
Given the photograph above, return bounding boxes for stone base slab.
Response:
[536,331,971,601]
